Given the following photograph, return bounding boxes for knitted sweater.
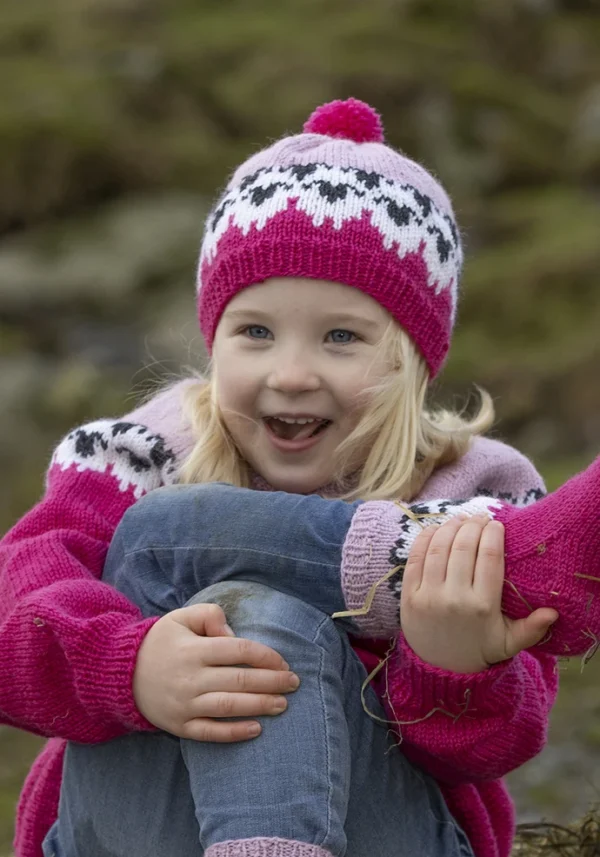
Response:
[0,381,557,857]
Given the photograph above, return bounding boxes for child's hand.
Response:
[400,517,558,673]
[133,603,299,742]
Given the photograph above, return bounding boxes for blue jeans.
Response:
[44,484,474,857]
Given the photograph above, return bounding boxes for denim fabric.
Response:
[44,484,473,857]
[101,483,360,621]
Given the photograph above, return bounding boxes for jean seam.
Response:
[310,614,344,852]
[125,545,341,569]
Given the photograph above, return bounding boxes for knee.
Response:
[124,483,195,522]
[186,580,304,627]
[117,483,217,548]
[186,581,341,649]
[117,485,174,538]
[121,483,243,538]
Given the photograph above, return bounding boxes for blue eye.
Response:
[328,329,356,344]
[244,325,272,340]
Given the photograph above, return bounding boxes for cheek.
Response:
[335,376,376,424]
[337,356,391,416]
[216,365,256,409]
[215,372,260,443]
[212,341,259,405]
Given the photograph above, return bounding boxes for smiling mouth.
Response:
[264,417,332,441]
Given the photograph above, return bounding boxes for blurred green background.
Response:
[1,0,600,852]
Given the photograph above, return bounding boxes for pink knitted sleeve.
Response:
[0,383,193,742]
[341,436,557,784]
[377,637,558,785]
[341,436,546,639]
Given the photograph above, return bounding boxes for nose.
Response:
[266,350,321,394]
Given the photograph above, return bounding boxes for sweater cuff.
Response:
[340,501,405,638]
[70,616,160,733]
[393,634,516,717]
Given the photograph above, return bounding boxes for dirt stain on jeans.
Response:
[210,583,258,627]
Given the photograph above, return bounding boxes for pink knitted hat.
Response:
[197,98,462,377]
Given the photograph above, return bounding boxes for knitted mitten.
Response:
[341,455,600,658]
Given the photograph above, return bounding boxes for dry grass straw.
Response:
[512,808,600,856]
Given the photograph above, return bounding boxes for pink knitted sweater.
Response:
[0,381,557,857]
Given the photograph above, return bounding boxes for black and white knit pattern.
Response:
[473,486,545,507]
[387,496,502,572]
[50,420,178,499]
[385,489,544,603]
[200,163,462,310]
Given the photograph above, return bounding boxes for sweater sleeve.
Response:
[0,416,180,742]
[340,439,556,785]
[375,635,558,785]
[340,437,547,639]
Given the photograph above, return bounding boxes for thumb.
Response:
[505,608,559,657]
[171,603,235,638]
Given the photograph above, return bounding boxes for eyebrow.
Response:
[224,309,381,330]
[224,309,270,320]
[322,313,381,330]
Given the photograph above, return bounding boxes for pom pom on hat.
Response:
[303,97,384,144]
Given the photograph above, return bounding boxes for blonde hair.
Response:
[178,324,495,502]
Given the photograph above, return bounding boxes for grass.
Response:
[0,729,43,856]
[513,809,600,855]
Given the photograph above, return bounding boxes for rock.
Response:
[0,193,208,315]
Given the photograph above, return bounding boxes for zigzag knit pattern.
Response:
[200,164,461,294]
[51,420,178,498]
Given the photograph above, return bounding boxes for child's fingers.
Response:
[403,524,439,592]
[182,717,263,743]
[192,691,290,720]
[420,516,466,587]
[172,603,234,638]
[200,635,291,670]
[446,517,490,592]
[203,606,236,638]
[472,520,505,602]
[196,666,300,696]
[504,608,559,659]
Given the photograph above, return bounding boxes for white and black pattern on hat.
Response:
[200,163,462,309]
[51,420,178,499]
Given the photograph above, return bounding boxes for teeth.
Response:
[273,417,319,425]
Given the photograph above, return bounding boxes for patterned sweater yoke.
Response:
[0,379,556,857]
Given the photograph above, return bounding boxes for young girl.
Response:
[1,97,600,857]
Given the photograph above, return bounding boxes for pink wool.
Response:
[302,98,385,143]
[206,838,332,857]
[1,381,598,857]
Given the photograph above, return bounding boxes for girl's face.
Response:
[212,278,393,494]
